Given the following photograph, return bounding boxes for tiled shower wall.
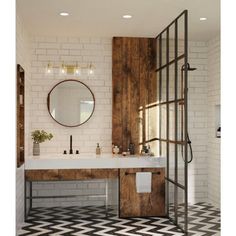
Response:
[187,42,208,204]
[207,36,221,208]
[27,37,210,207]
[16,12,31,230]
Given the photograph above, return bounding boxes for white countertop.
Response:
[25,154,166,170]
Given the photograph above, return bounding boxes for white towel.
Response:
[136,172,152,193]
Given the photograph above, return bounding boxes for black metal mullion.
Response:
[159,35,162,155]
[174,19,178,225]
[166,27,170,217]
[155,54,185,72]
[184,10,189,234]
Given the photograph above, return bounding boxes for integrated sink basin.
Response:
[25,154,166,170]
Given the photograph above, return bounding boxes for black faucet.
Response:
[69,135,73,154]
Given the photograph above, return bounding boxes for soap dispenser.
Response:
[96,143,101,155]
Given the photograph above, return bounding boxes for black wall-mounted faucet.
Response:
[69,135,73,154]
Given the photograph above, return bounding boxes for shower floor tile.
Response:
[17,202,220,236]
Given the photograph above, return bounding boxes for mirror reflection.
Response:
[48,80,95,127]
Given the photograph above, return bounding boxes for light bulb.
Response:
[74,63,81,76]
[88,69,94,75]
[45,63,53,75]
[60,63,67,75]
[87,63,95,77]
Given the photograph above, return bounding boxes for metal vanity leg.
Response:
[29,181,32,210]
[24,180,27,221]
[105,179,108,216]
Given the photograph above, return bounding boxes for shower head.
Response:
[181,63,197,71]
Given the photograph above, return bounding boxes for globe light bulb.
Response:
[74,63,81,76]
[60,63,67,75]
[45,62,53,75]
[87,63,95,77]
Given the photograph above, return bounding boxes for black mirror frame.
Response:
[47,79,95,127]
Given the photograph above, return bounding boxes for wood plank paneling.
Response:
[119,168,165,217]
[112,38,123,150]
[112,37,157,154]
[17,64,25,168]
[25,170,59,181]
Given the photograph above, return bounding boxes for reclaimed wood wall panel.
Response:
[112,37,157,154]
[17,64,25,168]
[25,170,59,181]
[112,38,123,150]
[119,168,165,217]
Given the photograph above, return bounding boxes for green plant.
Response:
[31,130,53,143]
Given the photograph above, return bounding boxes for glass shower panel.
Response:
[169,25,175,62]
[161,31,167,67]
[155,10,188,234]
[162,69,167,102]
[169,143,175,181]
[161,141,167,158]
[177,16,185,57]
[177,187,186,230]
[168,182,175,221]
[169,103,175,141]
[147,105,158,141]
[149,140,158,156]
[177,58,185,101]
[177,102,185,142]
[177,144,185,187]
[156,71,160,103]
[169,63,175,101]
[156,36,161,70]
[160,105,167,140]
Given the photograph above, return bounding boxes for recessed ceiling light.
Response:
[122,14,132,19]
[200,17,207,21]
[60,12,69,16]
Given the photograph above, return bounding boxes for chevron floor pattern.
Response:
[17,202,220,236]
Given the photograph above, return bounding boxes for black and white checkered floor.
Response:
[18,202,220,236]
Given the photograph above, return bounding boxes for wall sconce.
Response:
[45,62,95,77]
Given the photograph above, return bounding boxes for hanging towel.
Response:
[136,172,152,193]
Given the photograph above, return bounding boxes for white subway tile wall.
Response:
[207,36,221,208]
[28,36,112,155]
[187,41,208,204]
[16,12,31,231]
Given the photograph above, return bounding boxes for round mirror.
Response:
[47,80,95,127]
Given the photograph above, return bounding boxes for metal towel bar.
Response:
[125,171,161,175]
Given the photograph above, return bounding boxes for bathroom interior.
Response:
[15,0,221,235]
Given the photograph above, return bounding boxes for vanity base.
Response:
[24,179,110,221]
[25,167,165,220]
[119,168,165,218]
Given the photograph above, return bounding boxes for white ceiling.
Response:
[17,0,220,41]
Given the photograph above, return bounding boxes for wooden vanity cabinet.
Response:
[25,169,119,181]
[119,168,165,217]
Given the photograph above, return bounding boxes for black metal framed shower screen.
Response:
[155,10,188,234]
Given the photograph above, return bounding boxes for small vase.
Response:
[33,142,40,156]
